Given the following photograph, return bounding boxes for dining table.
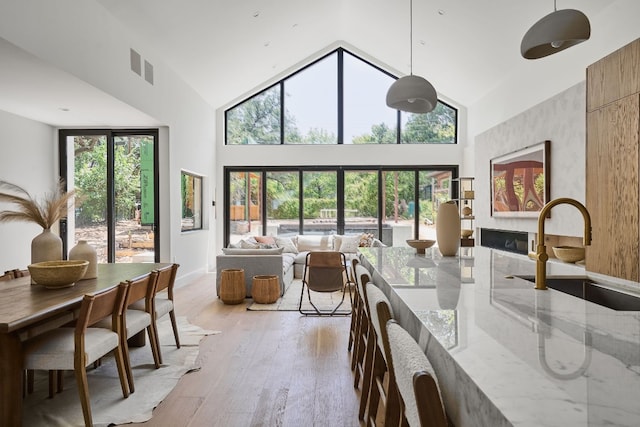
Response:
[0,262,170,427]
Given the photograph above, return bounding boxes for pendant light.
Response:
[386,0,437,114]
[521,0,591,60]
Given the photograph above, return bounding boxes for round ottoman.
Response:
[220,268,245,304]
[251,275,280,304]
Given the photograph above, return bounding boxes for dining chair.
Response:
[131,263,180,364]
[386,320,448,427]
[119,272,161,393]
[299,251,353,316]
[360,282,401,426]
[23,283,130,427]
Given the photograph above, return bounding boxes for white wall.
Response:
[468,0,640,141]
[0,110,58,271]
[0,0,216,280]
[475,82,586,239]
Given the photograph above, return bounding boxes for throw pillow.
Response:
[275,236,299,253]
[359,233,374,247]
[339,235,361,253]
[239,239,259,249]
[255,235,276,245]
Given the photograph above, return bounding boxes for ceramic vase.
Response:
[69,240,98,279]
[31,228,63,264]
[436,201,460,257]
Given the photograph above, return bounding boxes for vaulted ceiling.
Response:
[0,0,625,127]
[96,0,616,110]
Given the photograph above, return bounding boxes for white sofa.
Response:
[215,233,377,298]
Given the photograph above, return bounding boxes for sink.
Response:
[516,276,640,311]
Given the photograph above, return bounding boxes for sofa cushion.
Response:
[297,235,333,251]
[222,247,284,255]
[282,253,296,272]
[275,236,298,253]
[337,235,361,253]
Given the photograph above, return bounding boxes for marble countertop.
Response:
[358,246,640,427]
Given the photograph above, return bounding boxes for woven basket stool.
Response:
[252,275,279,304]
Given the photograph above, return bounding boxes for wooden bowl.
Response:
[406,239,436,254]
[28,260,89,289]
[552,246,585,263]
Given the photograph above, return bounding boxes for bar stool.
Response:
[360,283,401,426]
[386,319,448,426]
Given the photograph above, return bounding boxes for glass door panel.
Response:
[382,171,415,247]
[344,170,378,238]
[419,171,452,241]
[229,171,262,244]
[114,135,155,262]
[302,171,337,235]
[70,135,109,263]
[266,171,299,237]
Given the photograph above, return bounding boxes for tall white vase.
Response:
[436,201,460,257]
[31,228,63,264]
[69,240,98,279]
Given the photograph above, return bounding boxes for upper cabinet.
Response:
[587,38,640,112]
[586,38,640,282]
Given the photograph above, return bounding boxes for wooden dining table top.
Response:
[0,262,171,334]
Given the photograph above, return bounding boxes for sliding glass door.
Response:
[224,166,455,247]
[59,130,159,263]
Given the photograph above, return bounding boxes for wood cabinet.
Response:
[586,38,640,281]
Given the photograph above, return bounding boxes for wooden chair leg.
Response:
[48,370,56,398]
[366,349,385,425]
[169,310,180,348]
[121,336,135,394]
[147,326,161,369]
[113,346,130,398]
[74,364,93,427]
[359,329,375,420]
[56,370,64,393]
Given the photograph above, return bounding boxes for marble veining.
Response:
[358,246,640,427]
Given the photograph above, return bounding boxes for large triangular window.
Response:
[225,48,457,145]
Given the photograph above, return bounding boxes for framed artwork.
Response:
[490,140,550,217]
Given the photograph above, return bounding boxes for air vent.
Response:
[130,49,141,76]
[144,60,154,85]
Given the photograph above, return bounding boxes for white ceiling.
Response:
[94,0,615,109]
[0,0,619,126]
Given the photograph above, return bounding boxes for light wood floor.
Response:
[126,273,362,427]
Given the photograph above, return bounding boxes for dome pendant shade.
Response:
[521,9,590,59]
[386,75,437,114]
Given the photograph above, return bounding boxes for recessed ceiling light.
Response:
[264,41,270,47]
[292,23,298,28]
[438,9,445,15]
[59,107,70,112]
[253,11,260,18]
[419,40,426,45]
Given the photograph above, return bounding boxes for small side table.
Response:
[252,275,280,304]
[220,268,245,304]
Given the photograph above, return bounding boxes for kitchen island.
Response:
[358,246,640,427]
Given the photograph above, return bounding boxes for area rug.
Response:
[23,317,219,427]
[247,279,353,313]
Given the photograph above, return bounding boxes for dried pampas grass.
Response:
[0,180,76,229]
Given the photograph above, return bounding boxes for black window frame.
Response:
[224,47,458,145]
[223,165,459,247]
